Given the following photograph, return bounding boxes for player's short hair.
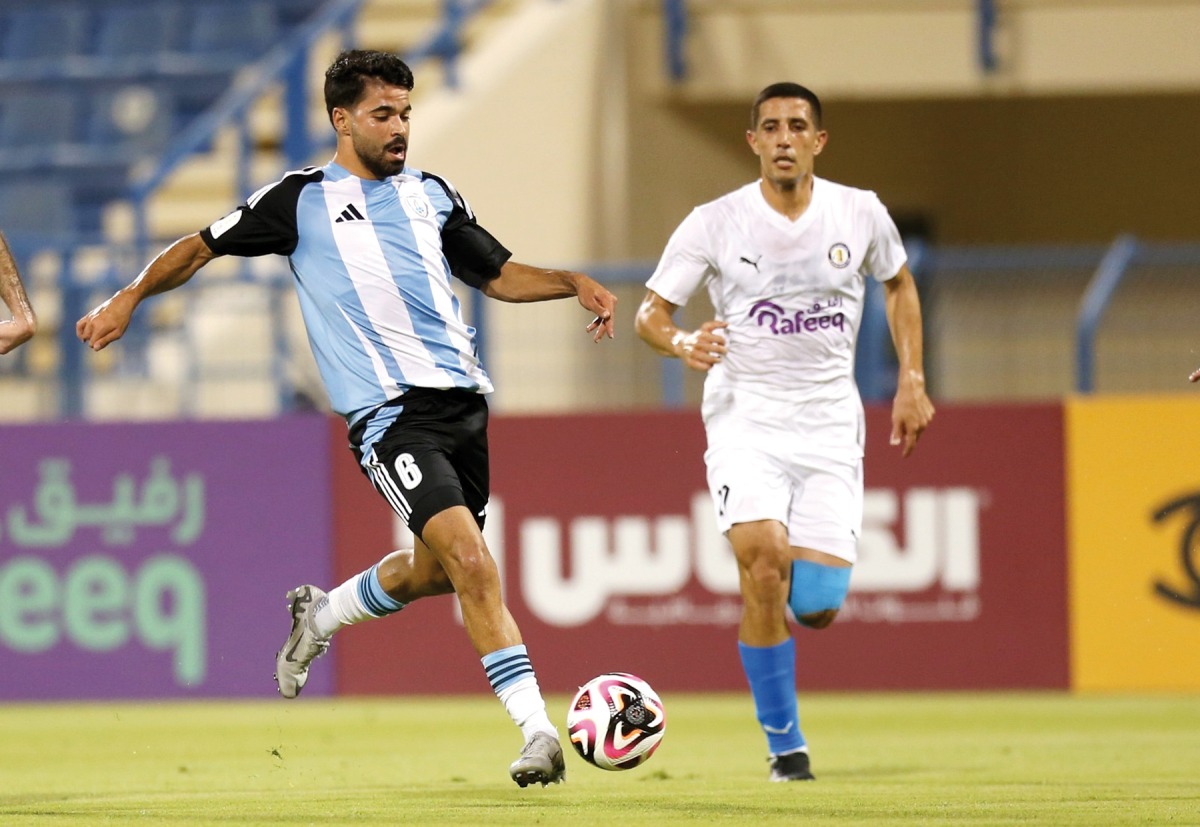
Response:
[324,49,415,123]
[751,82,823,130]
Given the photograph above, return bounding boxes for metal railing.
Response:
[1076,235,1138,393]
[129,0,365,255]
[5,236,1200,422]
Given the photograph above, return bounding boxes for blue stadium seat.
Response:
[0,180,77,241]
[0,90,86,150]
[92,4,184,58]
[86,87,174,154]
[274,0,326,27]
[185,2,280,60]
[0,5,90,61]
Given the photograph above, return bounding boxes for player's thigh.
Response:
[449,401,490,526]
[364,442,469,541]
[420,504,496,576]
[786,459,863,564]
[704,442,792,537]
[364,391,491,539]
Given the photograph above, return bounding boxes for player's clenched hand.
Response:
[1190,367,1200,383]
[0,318,35,354]
[577,276,617,342]
[674,321,728,371]
[889,375,934,458]
[76,291,138,351]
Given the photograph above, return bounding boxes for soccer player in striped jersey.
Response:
[77,49,617,788]
[0,230,37,354]
[635,83,934,781]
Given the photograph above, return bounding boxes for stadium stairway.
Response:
[115,0,524,244]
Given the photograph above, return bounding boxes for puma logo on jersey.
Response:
[739,255,762,271]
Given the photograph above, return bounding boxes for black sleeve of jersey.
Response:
[424,173,512,289]
[198,168,321,257]
[442,211,513,289]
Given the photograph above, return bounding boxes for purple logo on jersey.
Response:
[748,299,845,335]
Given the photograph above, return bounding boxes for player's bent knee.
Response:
[788,560,852,630]
[798,608,839,629]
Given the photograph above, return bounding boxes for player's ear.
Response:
[746,129,760,155]
[332,107,351,136]
[813,129,828,155]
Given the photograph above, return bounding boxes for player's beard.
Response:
[354,134,406,179]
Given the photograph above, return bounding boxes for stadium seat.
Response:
[185,2,280,60]
[0,89,86,150]
[92,4,184,59]
[0,180,77,241]
[0,5,90,61]
[86,87,174,154]
[274,0,326,28]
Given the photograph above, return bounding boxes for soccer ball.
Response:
[566,672,666,771]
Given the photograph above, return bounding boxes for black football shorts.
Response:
[351,388,490,539]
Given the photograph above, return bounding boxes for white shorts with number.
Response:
[704,440,863,564]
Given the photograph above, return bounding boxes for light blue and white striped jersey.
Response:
[200,161,512,437]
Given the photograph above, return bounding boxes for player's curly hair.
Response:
[751,82,822,129]
[324,49,415,124]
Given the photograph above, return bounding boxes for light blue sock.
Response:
[482,644,534,693]
[738,638,806,755]
[356,563,406,616]
[483,644,555,740]
[315,563,405,637]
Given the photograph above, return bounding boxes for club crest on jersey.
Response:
[403,194,430,218]
[828,243,851,268]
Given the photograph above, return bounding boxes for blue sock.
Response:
[738,638,805,755]
[482,645,554,740]
[482,644,534,693]
[357,564,406,616]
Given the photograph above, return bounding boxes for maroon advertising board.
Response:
[0,417,334,699]
[333,404,1069,695]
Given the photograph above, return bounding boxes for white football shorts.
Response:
[704,440,863,564]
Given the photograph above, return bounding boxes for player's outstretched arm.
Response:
[480,261,617,342]
[635,289,727,371]
[883,265,934,457]
[0,230,37,355]
[77,233,217,352]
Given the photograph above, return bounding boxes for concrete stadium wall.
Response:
[402,0,1200,259]
[616,1,1200,250]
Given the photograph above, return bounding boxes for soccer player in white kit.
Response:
[636,82,934,781]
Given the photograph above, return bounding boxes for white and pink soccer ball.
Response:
[566,672,666,771]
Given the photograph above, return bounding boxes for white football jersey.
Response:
[647,176,906,459]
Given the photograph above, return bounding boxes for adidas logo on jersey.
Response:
[335,204,366,223]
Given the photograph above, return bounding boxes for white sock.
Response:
[498,675,558,742]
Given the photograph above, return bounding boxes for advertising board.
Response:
[0,418,333,699]
[333,405,1070,694]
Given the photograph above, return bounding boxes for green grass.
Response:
[1,693,1197,825]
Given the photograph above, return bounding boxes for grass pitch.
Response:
[1,693,1197,825]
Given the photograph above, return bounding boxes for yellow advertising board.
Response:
[1067,395,1200,691]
